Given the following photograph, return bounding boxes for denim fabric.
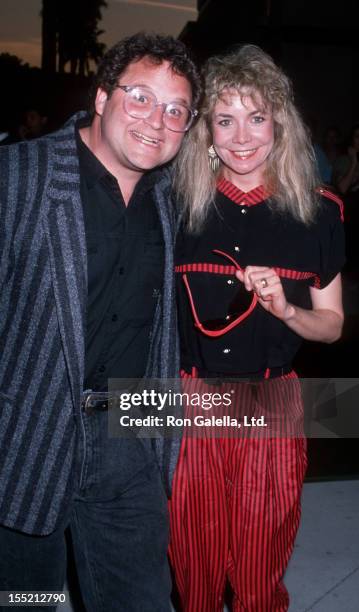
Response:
[0,410,171,612]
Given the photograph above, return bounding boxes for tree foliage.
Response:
[42,0,108,75]
[0,53,30,71]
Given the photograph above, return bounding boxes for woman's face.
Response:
[211,89,275,190]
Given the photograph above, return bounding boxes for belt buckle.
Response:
[82,391,109,415]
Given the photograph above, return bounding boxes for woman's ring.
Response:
[260,278,268,288]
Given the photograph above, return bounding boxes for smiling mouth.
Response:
[131,130,161,146]
[232,148,258,160]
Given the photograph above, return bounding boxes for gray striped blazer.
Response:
[0,113,180,535]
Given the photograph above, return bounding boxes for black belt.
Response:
[184,364,293,382]
[81,391,113,414]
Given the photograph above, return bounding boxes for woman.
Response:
[169,45,345,612]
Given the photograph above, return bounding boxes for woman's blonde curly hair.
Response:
[174,44,320,232]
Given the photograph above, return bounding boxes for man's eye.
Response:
[167,106,183,118]
[133,92,150,104]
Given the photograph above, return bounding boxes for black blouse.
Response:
[176,179,345,376]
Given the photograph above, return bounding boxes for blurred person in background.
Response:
[322,125,342,166]
[0,106,48,145]
[333,124,359,196]
[333,124,359,272]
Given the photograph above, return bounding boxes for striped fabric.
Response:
[317,187,344,221]
[0,113,179,535]
[217,178,344,233]
[175,263,320,286]
[217,177,271,206]
[169,372,307,612]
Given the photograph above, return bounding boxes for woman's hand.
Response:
[236,266,294,321]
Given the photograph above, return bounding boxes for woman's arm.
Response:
[236,267,344,343]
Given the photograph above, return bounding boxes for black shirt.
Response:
[76,127,164,390]
[176,178,345,375]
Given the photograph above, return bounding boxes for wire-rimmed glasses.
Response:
[117,85,198,132]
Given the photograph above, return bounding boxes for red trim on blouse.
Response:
[317,187,344,222]
[217,177,271,206]
[175,263,320,286]
[175,262,237,275]
[217,180,344,224]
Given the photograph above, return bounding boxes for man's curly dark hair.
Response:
[90,31,201,113]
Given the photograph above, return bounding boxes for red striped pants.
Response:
[168,373,307,612]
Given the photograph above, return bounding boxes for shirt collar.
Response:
[217,177,271,206]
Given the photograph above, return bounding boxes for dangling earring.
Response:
[208,144,220,172]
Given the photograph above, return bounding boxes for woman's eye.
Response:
[252,115,265,123]
[218,119,232,127]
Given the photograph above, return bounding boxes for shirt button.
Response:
[234,246,240,252]
[223,348,231,354]
[112,314,118,322]
[241,208,247,215]
[227,279,234,285]
[98,365,106,373]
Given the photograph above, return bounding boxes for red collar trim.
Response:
[217,177,271,206]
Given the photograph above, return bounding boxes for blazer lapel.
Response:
[42,118,87,407]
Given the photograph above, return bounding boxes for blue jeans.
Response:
[0,410,171,612]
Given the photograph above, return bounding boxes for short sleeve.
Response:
[315,194,345,289]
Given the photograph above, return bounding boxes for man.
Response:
[0,32,200,611]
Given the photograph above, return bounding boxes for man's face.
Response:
[94,57,193,176]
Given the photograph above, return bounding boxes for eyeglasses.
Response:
[182,250,258,337]
[117,85,198,132]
